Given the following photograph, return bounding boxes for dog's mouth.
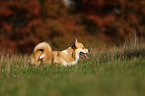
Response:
[79,52,90,59]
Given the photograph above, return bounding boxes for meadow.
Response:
[0,42,145,96]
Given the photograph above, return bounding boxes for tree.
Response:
[72,0,145,44]
[0,0,86,53]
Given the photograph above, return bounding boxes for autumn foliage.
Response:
[73,0,145,43]
[0,0,145,53]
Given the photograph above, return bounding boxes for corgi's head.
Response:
[72,38,90,59]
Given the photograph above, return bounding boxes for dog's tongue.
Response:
[81,53,90,59]
[84,54,90,59]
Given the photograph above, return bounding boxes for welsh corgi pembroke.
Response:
[29,38,90,66]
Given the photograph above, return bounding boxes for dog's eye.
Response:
[82,47,85,49]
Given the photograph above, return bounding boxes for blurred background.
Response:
[0,0,145,53]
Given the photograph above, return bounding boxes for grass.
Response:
[1,43,145,96]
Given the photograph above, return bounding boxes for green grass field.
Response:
[0,43,145,96]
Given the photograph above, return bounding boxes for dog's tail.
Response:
[29,42,52,66]
[34,42,52,53]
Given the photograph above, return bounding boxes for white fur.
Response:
[62,57,79,66]
[39,54,46,60]
[62,50,68,55]
[77,48,89,53]
[62,61,68,66]
[62,48,80,66]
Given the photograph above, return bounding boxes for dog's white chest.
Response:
[61,47,80,66]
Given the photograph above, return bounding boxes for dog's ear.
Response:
[74,38,78,46]
[72,38,78,49]
[75,38,77,43]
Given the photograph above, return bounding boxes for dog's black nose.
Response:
[88,49,90,52]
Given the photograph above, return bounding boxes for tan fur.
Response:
[29,39,90,66]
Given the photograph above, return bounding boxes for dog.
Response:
[29,38,90,66]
